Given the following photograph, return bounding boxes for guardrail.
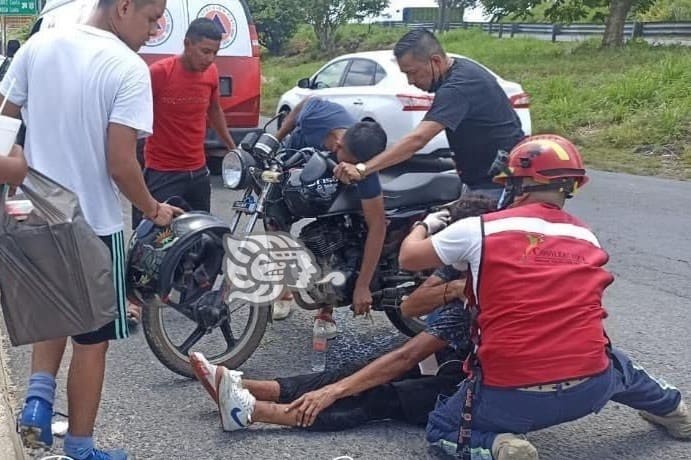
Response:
[376,20,691,42]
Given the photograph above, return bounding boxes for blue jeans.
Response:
[426,347,682,459]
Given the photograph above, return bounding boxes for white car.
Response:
[276,50,531,155]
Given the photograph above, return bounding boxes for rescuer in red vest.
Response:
[399,135,690,460]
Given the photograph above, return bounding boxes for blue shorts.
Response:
[425,300,470,352]
[424,266,470,351]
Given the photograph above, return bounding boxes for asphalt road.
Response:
[3,169,691,460]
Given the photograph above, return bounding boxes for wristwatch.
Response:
[355,162,367,179]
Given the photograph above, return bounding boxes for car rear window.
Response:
[343,59,376,87]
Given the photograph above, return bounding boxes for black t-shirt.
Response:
[424,58,525,188]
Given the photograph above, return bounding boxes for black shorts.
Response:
[131,166,211,229]
[72,231,129,345]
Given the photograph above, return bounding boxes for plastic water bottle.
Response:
[311,320,328,372]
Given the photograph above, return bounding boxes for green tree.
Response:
[436,0,478,31]
[247,0,301,55]
[298,0,390,52]
[481,0,655,46]
[639,0,691,20]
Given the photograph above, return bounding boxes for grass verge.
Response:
[261,26,691,179]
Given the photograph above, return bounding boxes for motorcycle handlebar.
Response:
[315,150,338,172]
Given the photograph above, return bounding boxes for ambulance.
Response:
[33,0,262,164]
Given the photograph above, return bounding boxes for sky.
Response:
[373,0,491,22]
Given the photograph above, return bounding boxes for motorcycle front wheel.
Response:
[385,309,426,337]
[141,300,271,378]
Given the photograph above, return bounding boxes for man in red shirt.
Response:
[131,18,236,229]
[400,135,689,459]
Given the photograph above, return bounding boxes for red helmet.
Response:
[493,135,589,188]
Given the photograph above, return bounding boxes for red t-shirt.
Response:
[145,56,219,171]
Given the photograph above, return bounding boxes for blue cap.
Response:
[297,98,355,150]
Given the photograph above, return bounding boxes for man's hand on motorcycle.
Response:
[334,162,361,185]
[152,202,185,226]
[422,209,451,235]
[285,385,339,427]
[353,284,373,316]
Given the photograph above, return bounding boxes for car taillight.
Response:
[249,24,260,57]
[397,94,434,111]
[509,92,531,109]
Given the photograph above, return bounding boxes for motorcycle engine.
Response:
[292,217,363,309]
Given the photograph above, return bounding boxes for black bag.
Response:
[0,168,117,346]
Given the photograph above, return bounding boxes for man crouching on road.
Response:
[398,134,691,460]
[187,194,499,432]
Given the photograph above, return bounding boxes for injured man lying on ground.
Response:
[189,195,498,433]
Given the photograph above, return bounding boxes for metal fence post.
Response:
[498,23,504,38]
[632,21,644,39]
[511,23,518,38]
[489,22,494,34]
[551,24,561,42]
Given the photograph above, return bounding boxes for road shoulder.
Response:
[0,331,26,460]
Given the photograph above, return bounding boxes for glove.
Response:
[421,209,451,235]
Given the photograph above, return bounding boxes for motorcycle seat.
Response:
[382,172,462,209]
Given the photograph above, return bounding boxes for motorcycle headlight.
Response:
[222,149,255,189]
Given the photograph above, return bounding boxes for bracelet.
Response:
[443,282,450,305]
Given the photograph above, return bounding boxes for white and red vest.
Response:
[432,202,612,387]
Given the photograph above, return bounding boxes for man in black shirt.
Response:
[334,29,525,199]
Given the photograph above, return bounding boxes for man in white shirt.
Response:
[0,1,180,459]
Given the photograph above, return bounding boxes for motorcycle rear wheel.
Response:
[141,301,271,378]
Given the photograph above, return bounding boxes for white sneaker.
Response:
[640,400,691,440]
[492,434,539,460]
[217,368,255,431]
[272,299,292,320]
[189,352,219,403]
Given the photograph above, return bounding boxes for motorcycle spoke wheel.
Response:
[219,319,236,353]
[176,326,207,356]
[141,301,270,379]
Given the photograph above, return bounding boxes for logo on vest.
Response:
[146,8,173,47]
[521,233,586,265]
[522,233,544,261]
[198,4,238,49]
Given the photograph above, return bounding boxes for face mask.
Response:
[428,60,444,93]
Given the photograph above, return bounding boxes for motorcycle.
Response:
[140,114,463,378]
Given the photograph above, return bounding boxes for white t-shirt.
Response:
[431,216,483,295]
[0,25,153,235]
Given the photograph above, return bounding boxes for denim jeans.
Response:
[426,347,682,459]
